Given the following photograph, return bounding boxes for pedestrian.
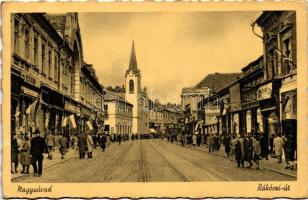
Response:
[224,134,231,157]
[197,133,201,147]
[117,134,122,145]
[238,135,245,167]
[59,134,68,159]
[244,134,253,168]
[208,134,214,152]
[45,131,55,160]
[54,133,60,151]
[259,134,269,160]
[78,133,87,159]
[71,134,79,155]
[86,132,94,158]
[100,134,107,152]
[11,134,20,174]
[230,134,236,161]
[273,134,283,163]
[20,135,31,174]
[234,135,243,167]
[30,129,46,177]
[252,134,261,169]
[192,133,197,147]
[269,134,275,155]
[283,134,295,169]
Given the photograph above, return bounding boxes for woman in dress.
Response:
[20,136,31,174]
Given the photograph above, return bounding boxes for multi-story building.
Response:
[255,11,297,140]
[104,90,133,140]
[11,13,103,137]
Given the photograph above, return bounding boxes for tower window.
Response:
[129,80,134,94]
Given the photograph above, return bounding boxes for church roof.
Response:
[126,40,140,75]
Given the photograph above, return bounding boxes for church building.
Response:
[125,41,150,137]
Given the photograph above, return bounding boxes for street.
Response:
[13,139,295,182]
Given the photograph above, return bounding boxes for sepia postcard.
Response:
[2,1,308,198]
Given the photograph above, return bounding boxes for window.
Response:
[267,49,275,80]
[24,28,30,59]
[41,43,46,74]
[282,38,292,75]
[14,19,19,53]
[129,80,134,93]
[104,105,108,112]
[33,37,38,67]
[54,54,59,81]
[48,48,52,79]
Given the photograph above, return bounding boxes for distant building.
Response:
[124,41,150,136]
[182,73,241,135]
[104,90,133,140]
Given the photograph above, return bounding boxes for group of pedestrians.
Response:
[11,129,114,177]
[165,131,296,171]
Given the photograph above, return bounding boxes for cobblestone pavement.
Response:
[12,139,296,182]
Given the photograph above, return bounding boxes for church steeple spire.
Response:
[126,40,140,75]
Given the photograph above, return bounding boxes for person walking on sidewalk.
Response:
[45,132,55,160]
[192,133,197,147]
[283,134,295,169]
[11,134,20,174]
[71,134,79,155]
[30,129,46,177]
[86,132,94,158]
[100,134,107,152]
[117,134,122,145]
[269,134,275,155]
[244,134,253,168]
[20,136,31,174]
[273,134,283,163]
[251,134,261,169]
[78,133,87,159]
[224,134,231,157]
[59,134,68,159]
[234,135,244,167]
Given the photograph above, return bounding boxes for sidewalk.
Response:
[167,141,297,178]
[11,148,77,181]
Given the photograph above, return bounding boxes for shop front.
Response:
[257,81,280,140]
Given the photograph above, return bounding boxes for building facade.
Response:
[256,11,297,140]
[11,13,103,137]
[104,91,133,140]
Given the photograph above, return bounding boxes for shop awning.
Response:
[150,128,156,133]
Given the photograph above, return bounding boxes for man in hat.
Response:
[78,132,87,159]
[30,129,46,177]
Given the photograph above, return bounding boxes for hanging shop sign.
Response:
[257,82,272,101]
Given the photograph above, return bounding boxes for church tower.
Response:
[125,41,142,136]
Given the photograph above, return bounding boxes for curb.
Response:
[163,141,297,178]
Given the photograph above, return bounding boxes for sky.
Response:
[79,11,263,104]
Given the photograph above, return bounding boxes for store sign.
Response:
[257,83,272,101]
[21,72,39,87]
[21,86,39,97]
[65,101,80,114]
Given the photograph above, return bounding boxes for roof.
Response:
[194,72,242,92]
[104,90,132,106]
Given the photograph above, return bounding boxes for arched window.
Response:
[129,80,134,93]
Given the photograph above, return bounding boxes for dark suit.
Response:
[30,136,46,176]
[78,134,87,159]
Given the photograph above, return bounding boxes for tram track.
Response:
[95,142,135,182]
[149,142,190,182]
[138,140,151,182]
